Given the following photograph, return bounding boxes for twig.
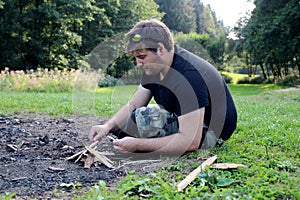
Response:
[177,155,217,191]
[66,141,99,161]
[123,159,162,165]
[107,135,116,142]
[11,177,27,181]
[7,144,18,151]
[84,154,95,168]
[85,145,114,168]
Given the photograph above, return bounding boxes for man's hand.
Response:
[113,137,137,153]
[89,124,110,142]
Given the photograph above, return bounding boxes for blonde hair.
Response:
[126,19,174,53]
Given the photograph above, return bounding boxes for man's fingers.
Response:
[93,134,103,142]
[88,132,94,142]
[113,141,130,153]
[89,130,97,142]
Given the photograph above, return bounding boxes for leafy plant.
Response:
[276,75,300,87]
[60,182,83,190]
[98,75,118,87]
[0,192,16,200]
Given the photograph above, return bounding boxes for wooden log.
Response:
[177,155,217,191]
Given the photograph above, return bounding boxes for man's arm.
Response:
[89,85,152,142]
[113,107,205,153]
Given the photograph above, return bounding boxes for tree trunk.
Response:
[246,53,252,77]
[276,64,282,78]
[296,57,300,76]
[260,63,267,79]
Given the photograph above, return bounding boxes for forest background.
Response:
[0,0,299,86]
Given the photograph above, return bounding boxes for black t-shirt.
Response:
[141,46,237,140]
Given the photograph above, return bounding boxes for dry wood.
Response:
[65,141,99,161]
[66,139,115,168]
[85,145,114,168]
[177,155,217,191]
[7,144,18,151]
[98,152,115,156]
[75,151,86,163]
[62,145,75,150]
[17,141,26,150]
[84,154,95,169]
[107,135,116,142]
[11,177,27,181]
[212,163,247,169]
[48,166,65,171]
[123,159,162,165]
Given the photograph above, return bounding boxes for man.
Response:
[89,19,237,154]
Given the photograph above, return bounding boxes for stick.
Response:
[84,154,95,168]
[85,145,114,168]
[107,135,116,142]
[66,141,99,161]
[177,155,217,191]
[6,144,18,151]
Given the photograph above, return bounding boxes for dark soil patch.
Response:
[0,113,129,199]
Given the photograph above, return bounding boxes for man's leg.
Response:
[113,105,178,139]
[200,124,224,149]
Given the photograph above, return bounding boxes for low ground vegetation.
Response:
[1,68,299,94]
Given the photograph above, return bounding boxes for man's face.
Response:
[132,49,163,76]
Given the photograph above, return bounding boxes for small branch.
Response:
[7,144,18,151]
[84,154,95,169]
[85,145,114,168]
[65,141,99,161]
[177,155,217,191]
[66,139,115,168]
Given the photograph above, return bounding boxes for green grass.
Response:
[1,84,299,199]
[228,83,284,96]
[0,92,73,116]
[0,84,285,116]
[0,85,137,117]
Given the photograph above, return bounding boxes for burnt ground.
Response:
[0,113,168,200]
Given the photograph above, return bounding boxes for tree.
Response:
[241,0,300,78]
[192,0,227,38]
[0,0,163,70]
[0,0,100,70]
[154,0,196,33]
[85,0,163,76]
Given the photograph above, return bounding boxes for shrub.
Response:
[221,74,233,83]
[249,76,264,84]
[98,75,118,87]
[263,78,274,84]
[237,76,271,84]
[237,77,250,84]
[276,75,300,87]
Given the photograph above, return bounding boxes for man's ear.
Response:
[157,43,165,56]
